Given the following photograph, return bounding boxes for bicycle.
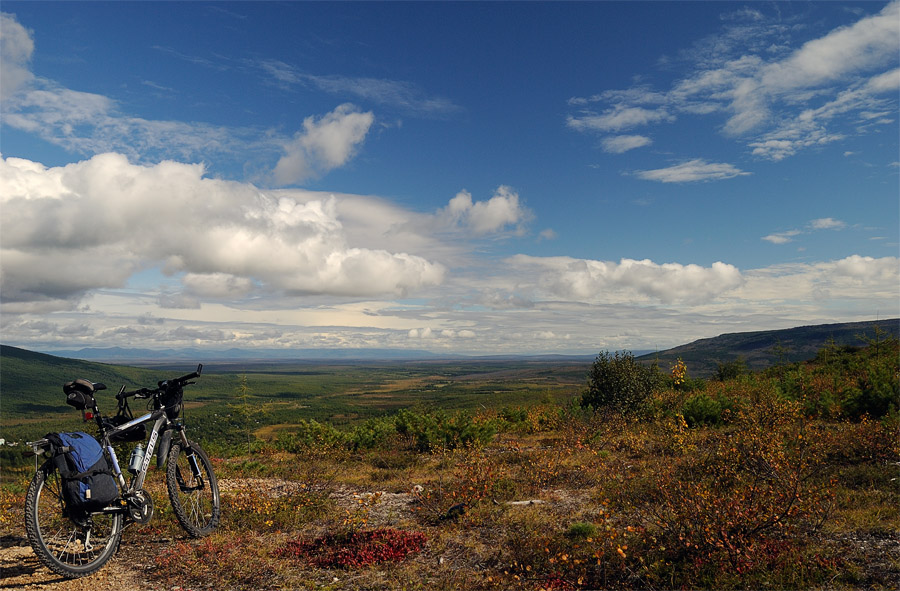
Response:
[24,364,221,578]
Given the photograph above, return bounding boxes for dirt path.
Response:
[0,533,164,591]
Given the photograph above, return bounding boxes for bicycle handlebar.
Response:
[115,364,203,400]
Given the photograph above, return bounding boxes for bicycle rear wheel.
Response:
[24,460,123,578]
[166,440,220,537]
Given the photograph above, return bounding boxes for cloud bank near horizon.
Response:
[2,151,895,354]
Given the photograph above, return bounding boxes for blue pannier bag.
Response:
[45,432,119,513]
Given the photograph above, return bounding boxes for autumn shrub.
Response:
[413,446,508,523]
[277,528,427,568]
[513,442,603,494]
[223,482,329,531]
[558,405,627,453]
[638,406,835,586]
[154,534,277,591]
[492,502,643,591]
[651,413,694,455]
[496,404,563,434]
[818,414,900,465]
[0,484,24,534]
[518,446,571,494]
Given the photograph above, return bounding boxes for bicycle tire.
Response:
[166,440,220,537]
[24,460,123,578]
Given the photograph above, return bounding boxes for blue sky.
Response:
[1,1,897,356]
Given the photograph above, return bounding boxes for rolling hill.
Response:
[0,346,165,416]
[636,319,898,377]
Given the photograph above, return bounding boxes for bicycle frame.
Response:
[103,410,171,492]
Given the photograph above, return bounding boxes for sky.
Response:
[0,1,898,356]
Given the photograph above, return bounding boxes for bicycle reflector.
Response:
[83,409,94,421]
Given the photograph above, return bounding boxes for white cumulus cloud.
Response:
[0,153,444,311]
[737,255,899,303]
[507,255,744,305]
[273,104,374,185]
[439,186,530,236]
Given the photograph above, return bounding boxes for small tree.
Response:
[230,374,265,454]
[581,350,653,413]
[715,357,747,381]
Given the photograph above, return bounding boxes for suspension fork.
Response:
[174,422,205,486]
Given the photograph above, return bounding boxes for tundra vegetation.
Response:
[1,336,897,590]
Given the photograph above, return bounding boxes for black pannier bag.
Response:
[46,432,119,513]
[102,412,146,443]
[154,382,183,419]
[63,379,96,410]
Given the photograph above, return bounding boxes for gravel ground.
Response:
[4,480,896,590]
[0,533,165,591]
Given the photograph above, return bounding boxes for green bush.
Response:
[394,409,496,452]
[349,415,398,450]
[275,419,348,452]
[844,363,899,419]
[682,392,729,427]
[499,407,529,424]
[715,357,747,381]
[581,350,654,414]
[565,521,599,540]
[774,338,899,420]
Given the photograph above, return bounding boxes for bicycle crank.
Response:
[125,490,154,524]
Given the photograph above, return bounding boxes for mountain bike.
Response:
[24,365,220,578]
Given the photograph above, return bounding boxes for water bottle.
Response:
[128,443,144,474]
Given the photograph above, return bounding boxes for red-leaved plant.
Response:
[276,528,427,569]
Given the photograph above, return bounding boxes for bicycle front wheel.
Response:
[24,460,123,578]
[166,440,220,537]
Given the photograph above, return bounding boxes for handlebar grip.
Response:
[176,364,203,384]
[118,387,151,400]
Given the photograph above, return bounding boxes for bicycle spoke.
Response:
[26,462,122,577]
[167,441,219,537]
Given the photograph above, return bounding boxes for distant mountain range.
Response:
[36,346,454,363]
[636,319,898,377]
[10,318,899,373]
[34,346,627,364]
